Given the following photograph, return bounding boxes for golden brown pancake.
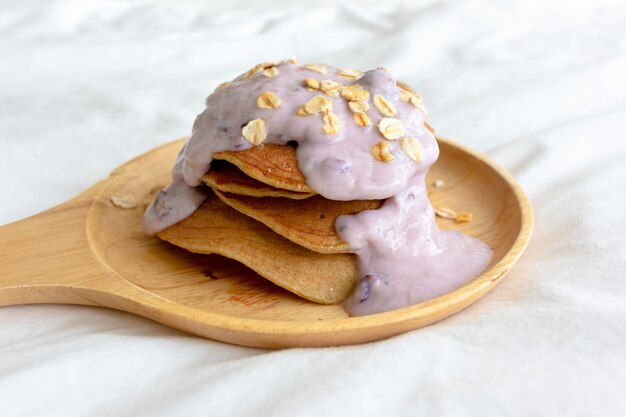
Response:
[213,144,315,193]
[157,191,357,304]
[214,189,383,254]
[159,143,384,303]
[202,160,315,199]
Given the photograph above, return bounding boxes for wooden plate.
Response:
[0,137,533,348]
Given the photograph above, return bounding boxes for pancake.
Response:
[202,160,315,199]
[157,191,357,304]
[213,144,315,193]
[214,189,383,254]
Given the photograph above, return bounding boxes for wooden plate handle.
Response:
[0,186,115,307]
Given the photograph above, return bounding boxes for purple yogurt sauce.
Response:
[143,60,492,316]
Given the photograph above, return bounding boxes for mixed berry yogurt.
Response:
[144,59,492,316]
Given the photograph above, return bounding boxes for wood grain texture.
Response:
[0,137,533,348]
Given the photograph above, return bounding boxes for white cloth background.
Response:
[1,0,625,415]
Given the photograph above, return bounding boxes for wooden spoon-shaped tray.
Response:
[0,137,532,348]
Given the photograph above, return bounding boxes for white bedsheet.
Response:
[1,0,625,415]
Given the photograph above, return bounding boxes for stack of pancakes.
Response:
[158,144,382,304]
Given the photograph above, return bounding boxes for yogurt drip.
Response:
[143,61,492,316]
